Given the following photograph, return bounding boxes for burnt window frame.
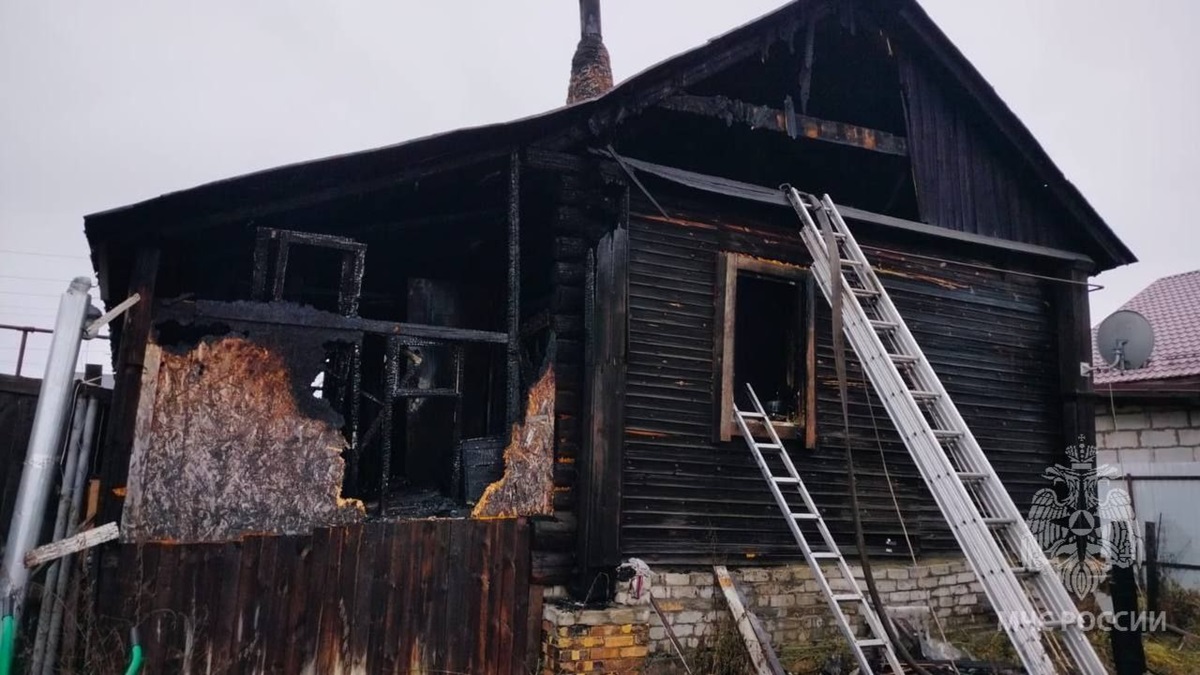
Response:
[714,252,817,445]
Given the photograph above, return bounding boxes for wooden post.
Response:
[506,151,522,428]
[574,225,628,600]
[713,566,785,675]
[98,246,160,525]
[1145,521,1160,614]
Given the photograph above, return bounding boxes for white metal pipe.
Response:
[28,395,86,672]
[0,277,91,625]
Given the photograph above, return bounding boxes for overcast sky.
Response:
[1,1,1196,376]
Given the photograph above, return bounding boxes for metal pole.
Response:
[28,395,86,673]
[0,278,90,628]
[41,393,100,675]
[15,332,29,377]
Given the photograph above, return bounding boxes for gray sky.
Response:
[1,1,1196,376]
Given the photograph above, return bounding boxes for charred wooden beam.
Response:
[380,337,400,514]
[156,300,509,345]
[656,94,908,156]
[98,246,159,525]
[506,151,522,427]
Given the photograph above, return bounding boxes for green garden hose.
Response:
[124,644,143,675]
[0,615,15,675]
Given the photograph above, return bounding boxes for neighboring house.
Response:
[76,0,1136,670]
[1094,270,1200,588]
[1095,270,1200,466]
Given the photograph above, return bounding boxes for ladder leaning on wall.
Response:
[733,385,906,674]
[732,187,1107,675]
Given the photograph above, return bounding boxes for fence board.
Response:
[89,519,531,674]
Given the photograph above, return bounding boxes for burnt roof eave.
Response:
[84,0,1135,273]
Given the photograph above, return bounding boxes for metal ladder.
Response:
[734,386,905,675]
[782,187,1106,675]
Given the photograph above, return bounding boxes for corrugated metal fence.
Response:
[89,518,531,675]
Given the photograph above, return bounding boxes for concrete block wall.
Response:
[1096,405,1200,465]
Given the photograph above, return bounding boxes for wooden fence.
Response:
[89,518,531,674]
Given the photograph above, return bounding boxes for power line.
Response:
[0,291,63,298]
[0,274,97,283]
[0,249,89,260]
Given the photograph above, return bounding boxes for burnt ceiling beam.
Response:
[656,94,908,156]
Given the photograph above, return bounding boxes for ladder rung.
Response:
[832,593,862,603]
[1011,567,1042,578]
[983,518,1016,528]
[856,638,887,648]
[888,353,918,364]
[772,476,801,485]
[957,471,987,482]
[932,430,962,441]
[908,389,940,400]
[851,287,879,298]
[738,411,767,419]
[791,512,820,521]
[869,320,898,331]
[810,552,841,560]
[756,442,783,450]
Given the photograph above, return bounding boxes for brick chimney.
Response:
[566,0,613,104]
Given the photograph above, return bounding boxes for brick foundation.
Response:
[637,558,987,657]
[542,605,651,674]
[539,557,990,674]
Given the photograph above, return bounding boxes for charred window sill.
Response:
[737,417,802,441]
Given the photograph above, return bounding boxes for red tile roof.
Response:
[1094,270,1200,384]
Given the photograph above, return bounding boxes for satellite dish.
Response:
[1095,310,1155,371]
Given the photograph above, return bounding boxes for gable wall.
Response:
[898,51,1073,251]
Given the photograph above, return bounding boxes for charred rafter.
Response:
[656,94,908,156]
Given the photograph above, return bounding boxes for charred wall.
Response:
[621,201,1062,564]
[123,332,364,542]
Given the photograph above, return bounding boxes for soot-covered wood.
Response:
[122,336,363,542]
[622,210,1061,563]
[575,228,628,597]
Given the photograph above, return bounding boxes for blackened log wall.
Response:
[622,209,1062,564]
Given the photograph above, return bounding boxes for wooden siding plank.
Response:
[622,213,1061,561]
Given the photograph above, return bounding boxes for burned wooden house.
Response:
[79,0,1134,671]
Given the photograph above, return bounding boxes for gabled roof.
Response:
[85,0,1134,273]
[1094,270,1200,385]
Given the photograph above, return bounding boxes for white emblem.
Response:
[1027,436,1139,599]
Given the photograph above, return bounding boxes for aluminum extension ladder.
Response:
[733,386,905,675]
[780,187,1105,675]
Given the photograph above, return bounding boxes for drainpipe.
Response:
[0,278,91,663]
